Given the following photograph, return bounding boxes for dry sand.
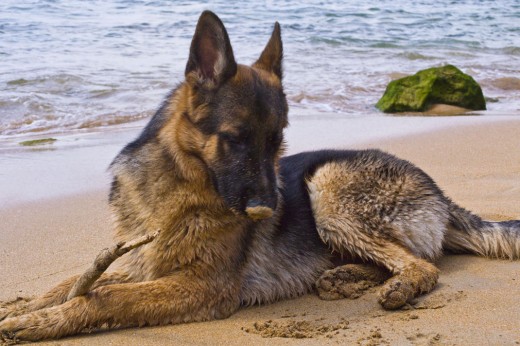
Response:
[1,116,520,345]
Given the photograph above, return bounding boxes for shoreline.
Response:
[1,111,520,208]
[1,114,520,345]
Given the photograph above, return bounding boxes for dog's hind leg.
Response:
[307,160,443,309]
[316,263,391,300]
[0,271,131,322]
[313,221,439,309]
[314,223,439,309]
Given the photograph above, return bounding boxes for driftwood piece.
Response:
[66,230,160,301]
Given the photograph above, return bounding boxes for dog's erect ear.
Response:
[185,11,237,89]
[253,22,283,80]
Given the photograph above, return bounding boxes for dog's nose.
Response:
[245,198,274,220]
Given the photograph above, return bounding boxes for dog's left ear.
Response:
[253,22,283,80]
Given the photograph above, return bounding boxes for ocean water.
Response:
[1,0,519,135]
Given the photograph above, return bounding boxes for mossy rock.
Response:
[376,65,486,113]
[19,138,57,146]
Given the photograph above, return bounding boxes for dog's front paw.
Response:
[0,305,75,342]
[0,298,32,322]
[0,296,96,342]
[0,313,42,342]
[0,314,63,342]
[1,329,19,345]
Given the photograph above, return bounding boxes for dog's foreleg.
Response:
[0,272,239,341]
[0,271,131,322]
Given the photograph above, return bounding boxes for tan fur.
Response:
[246,206,274,220]
[445,222,520,259]
[307,160,448,261]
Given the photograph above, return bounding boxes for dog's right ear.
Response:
[185,11,237,90]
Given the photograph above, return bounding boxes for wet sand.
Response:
[1,114,520,345]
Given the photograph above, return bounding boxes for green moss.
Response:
[376,65,486,113]
[19,138,57,146]
[7,78,30,86]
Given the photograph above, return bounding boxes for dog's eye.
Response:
[220,132,245,147]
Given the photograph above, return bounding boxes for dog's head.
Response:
[179,11,288,220]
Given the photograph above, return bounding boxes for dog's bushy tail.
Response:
[444,202,520,259]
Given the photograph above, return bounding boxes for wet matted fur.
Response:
[1,11,519,342]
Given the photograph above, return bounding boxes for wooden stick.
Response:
[67,230,160,301]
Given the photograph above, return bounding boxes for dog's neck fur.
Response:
[157,83,213,184]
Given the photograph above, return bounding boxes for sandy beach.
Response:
[1,113,520,345]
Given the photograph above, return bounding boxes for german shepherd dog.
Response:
[1,11,519,342]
